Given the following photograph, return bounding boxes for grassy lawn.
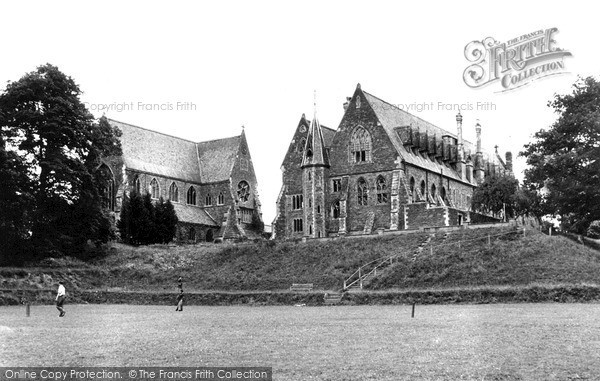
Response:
[1,304,599,380]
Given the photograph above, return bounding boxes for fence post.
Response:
[359,267,362,289]
[487,234,491,246]
[26,303,30,317]
[411,303,415,318]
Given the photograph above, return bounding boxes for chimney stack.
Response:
[456,111,465,179]
[474,120,484,184]
[343,97,352,111]
[475,119,482,154]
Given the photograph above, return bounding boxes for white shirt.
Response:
[57,284,65,297]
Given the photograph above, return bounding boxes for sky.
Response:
[1,0,596,224]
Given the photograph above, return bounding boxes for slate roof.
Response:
[196,136,242,183]
[109,119,242,184]
[172,203,219,226]
[363,91,483,183]
[110,119,202,182]
[321,125,336,148]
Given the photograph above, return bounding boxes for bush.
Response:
[587,220,600,239]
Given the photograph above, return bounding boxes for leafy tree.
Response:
[471,175,519,218]
[521,76,600,234]
[0,146,35,264]
[0,64,122,258]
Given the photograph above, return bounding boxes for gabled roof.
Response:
[110,119,202,182]
[362,91,476,182]
[110,118,243,184]
[172,203,219,226]
[196,135,241,182]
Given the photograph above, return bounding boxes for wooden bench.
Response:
[290,283,313,292]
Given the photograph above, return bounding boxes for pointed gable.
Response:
[196,135,242,183]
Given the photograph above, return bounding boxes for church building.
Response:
[101,119,263,243]
[272,84,512,239]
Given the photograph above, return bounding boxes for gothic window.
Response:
[217,192,224,205]
[187,186,197,205]
[409,177,416,202]
[240,208,252,223]
[441,186,447,202]
[357,178,368,205]
[332,179,341,192]
[169,182,179,203]
[292,195,303,210]
[309,198,312,208]
[431,184,437,204]
[350,127,372,163]
[205,194,212,206]
[134,176,141,194]
[150,178,159,199]
[420,180,426,200]
[332,200,340,218]
[237,181,250,202]
[317,205,321,214]
[293,218,303,232]
[376,176,388,204]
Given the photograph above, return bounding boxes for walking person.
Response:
[175,289,184,312]
[55,281,66,317]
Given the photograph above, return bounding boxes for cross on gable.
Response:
[394,156,403,167]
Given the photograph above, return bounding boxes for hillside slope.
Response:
[3,228,600,296]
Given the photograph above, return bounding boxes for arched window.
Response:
[420,180,426,200]
[150,178,159,199]
[357,178,368,205]
[409,177,415,202]
[350,127,372,163]
[441,186,447,202]
[134,176,141,194]
[169,182,179,202]
[218,192,224,205]
[376,176,388,204]
[106,178,116,211]
[431,184,437,200]
[187,186,197,205]
[237,181,250,202]
[332,200,340,218]
[205,194,212,206]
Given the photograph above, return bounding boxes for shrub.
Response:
[587,220,600,239]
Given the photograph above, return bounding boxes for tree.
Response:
[0,146,34,264]
[521,76,600,234]
[471,175,519,218]
[155,197,178,244]
[118,192,178,245]
[0,64,122,258]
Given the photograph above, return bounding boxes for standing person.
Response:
[175,289,184,312]
[55,281,66,317]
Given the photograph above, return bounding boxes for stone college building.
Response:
[272,84,512,239]
[101,119,263,243]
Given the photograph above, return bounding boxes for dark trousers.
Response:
[56,296,65,313]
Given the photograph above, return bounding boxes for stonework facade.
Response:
[273,85,512,239]
[103,119,263,243]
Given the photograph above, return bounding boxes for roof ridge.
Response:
[195,135,241,145]
[107,118,198,143]
[362,91,457,137]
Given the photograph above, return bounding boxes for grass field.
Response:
[1,304,599,380]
